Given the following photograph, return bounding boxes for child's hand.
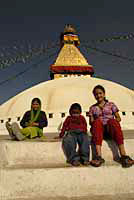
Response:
[29,122,39,126]
[32,122,39,126]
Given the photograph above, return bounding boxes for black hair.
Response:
[31,98,41,105]
[69,103,82,114]
[93,85,105,95]
[92,85,108,102]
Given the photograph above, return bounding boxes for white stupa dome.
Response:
[0,76,134,133]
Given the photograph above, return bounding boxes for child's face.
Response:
[71,108,81,117]
[94,88,105,103]
[31,101,40,110]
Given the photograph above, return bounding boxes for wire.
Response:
[0,51,57,86]
[82,44,134,62]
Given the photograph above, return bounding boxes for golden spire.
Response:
[50,24,94,79]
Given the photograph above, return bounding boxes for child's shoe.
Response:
[90,156,105,167]
[120,155,134,168]
[71,160,80,166]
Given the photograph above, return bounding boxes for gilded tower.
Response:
[50,24,94,79]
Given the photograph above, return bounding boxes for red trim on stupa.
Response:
[50,65,94,74]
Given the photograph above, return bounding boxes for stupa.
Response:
[0,24,134,133]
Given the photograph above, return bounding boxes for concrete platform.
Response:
[0,132,134,200]
[0,138,134,169]
[1,166,134,200]
[0,133,134,169]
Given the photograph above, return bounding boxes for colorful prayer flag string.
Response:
[0,51,57,86]
[0,33,134,70]
[89,33,134,43]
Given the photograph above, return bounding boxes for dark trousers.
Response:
[62,130,90,164]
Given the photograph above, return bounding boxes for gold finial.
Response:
[64,24,76,34]
[60,24,80,46]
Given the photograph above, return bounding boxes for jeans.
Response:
[62,130,90,164]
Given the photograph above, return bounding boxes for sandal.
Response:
[120,155,134,168]
[90,156,105,167]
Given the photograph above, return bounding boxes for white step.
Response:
[0,137,134,168]
[0,135,134,200]
[1,165,134,200]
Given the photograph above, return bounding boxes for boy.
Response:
[56,103,90,166]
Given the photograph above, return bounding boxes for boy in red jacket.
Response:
[57,103,90,166]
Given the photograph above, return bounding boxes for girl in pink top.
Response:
[89,85,134,167]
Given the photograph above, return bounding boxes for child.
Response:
[89,85,134,168]
[56,103,90,166]
[6,98,48,140]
